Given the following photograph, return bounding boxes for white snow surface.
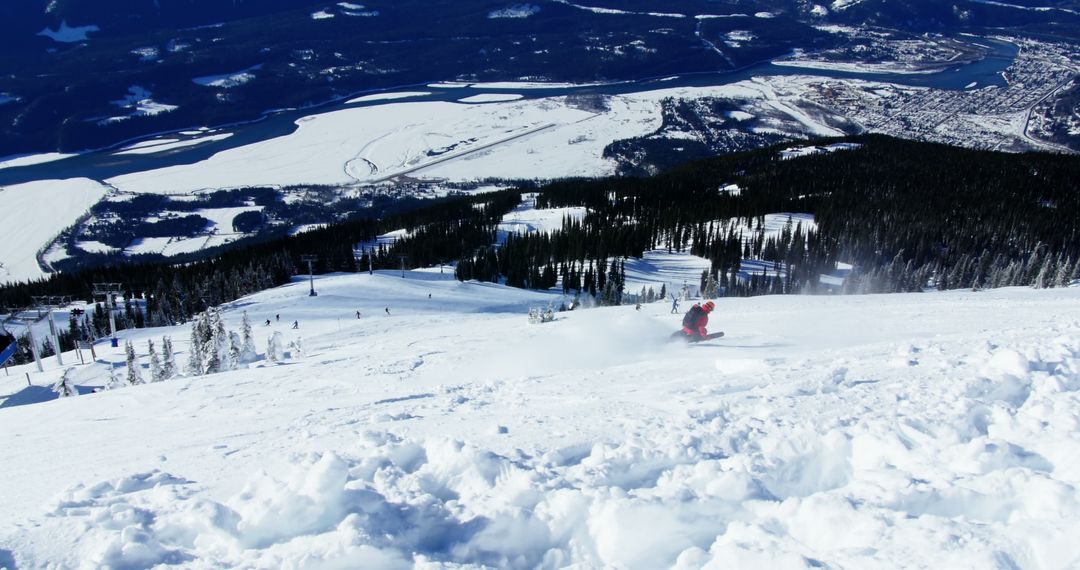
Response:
[114,133,233,156]
[346,91,432,104]
[0,178,107,283]
[104,81,837,193]
[193,67,261,89]
[1,276,1078,569]
[458,93,525,103]
[497,193,586,240]
[0,152,77,171]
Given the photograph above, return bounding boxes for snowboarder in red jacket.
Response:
[677,300,715,342]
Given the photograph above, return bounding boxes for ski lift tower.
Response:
[4,309,45,373]
[301,255,318,296]
[31,295,70,366]
[398,255,408,278]
[92,282,123,344]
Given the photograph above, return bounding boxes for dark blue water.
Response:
[0,38,1017,186]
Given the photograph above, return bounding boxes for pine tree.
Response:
[228,331,242,370]
[186,317,204,376]
[1055,257,1075,288]
[289,336,304,359]
[201,310,223,375]
[240,311,257,363]
[125,340,144,386]
[703,271,719,299]
[161,336,177,380]
[148,339,163,382]
[53,368,78,398]
[267,331,284,362]
[106,364,125,390]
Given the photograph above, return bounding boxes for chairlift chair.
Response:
[0,323,17,367]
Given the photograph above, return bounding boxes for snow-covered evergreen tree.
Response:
[703,272,719,299]
[228,331,242,370]
[240,311,257,363]
[288,336,304,359]
[201,308,227,374]
[125,340,144,385]
[161,336,177,380]
[267,331,284,363]
[186,317,204,376]
[148,339,163,382]
[53,368,78,398]
[105,364,125,391]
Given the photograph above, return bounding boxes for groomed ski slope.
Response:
[1,271,1079,569]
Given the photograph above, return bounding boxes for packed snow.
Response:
[0,178,107,283]
[1,269,1078,568]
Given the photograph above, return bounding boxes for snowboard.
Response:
[669,331,724,343]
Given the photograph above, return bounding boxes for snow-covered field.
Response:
[0,178,107,283]
[1,270,1078,568]
[101,79,842,194]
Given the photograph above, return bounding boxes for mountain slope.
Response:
[1,270,1078,568]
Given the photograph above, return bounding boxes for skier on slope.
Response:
[674,300,716,342]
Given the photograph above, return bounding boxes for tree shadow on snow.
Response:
[0,385,57,409]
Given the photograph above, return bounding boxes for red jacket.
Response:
[681,305,709,338]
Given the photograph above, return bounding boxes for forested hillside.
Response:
[2,135,1077,363]
[461,135,1079,296]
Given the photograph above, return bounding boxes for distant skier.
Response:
[356,310,362,319]
[264,319,271,326]
[670,295,680,314]
[292,320,299,329]
[276,314,280,322]
[428,293,431,299]
[674,300,718,342]
[385,307,391,315]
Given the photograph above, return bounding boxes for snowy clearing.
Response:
[0,152,77,171]
[100,78,853,193]
[0,273,1078,568]
[0,178,107,284]
[193,67,261,89]
[497,194,587,241]
[458,93,525,103]
[772,59,940,75]
[346,91,432,104]
[114,133,233,156]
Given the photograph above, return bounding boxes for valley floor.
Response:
[1,273,1078,568]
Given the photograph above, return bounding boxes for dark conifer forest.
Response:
[2,134,1077,363]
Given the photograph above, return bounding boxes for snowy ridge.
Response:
[1,272,1079,567]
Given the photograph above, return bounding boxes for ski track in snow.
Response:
[0,272,1079,568]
